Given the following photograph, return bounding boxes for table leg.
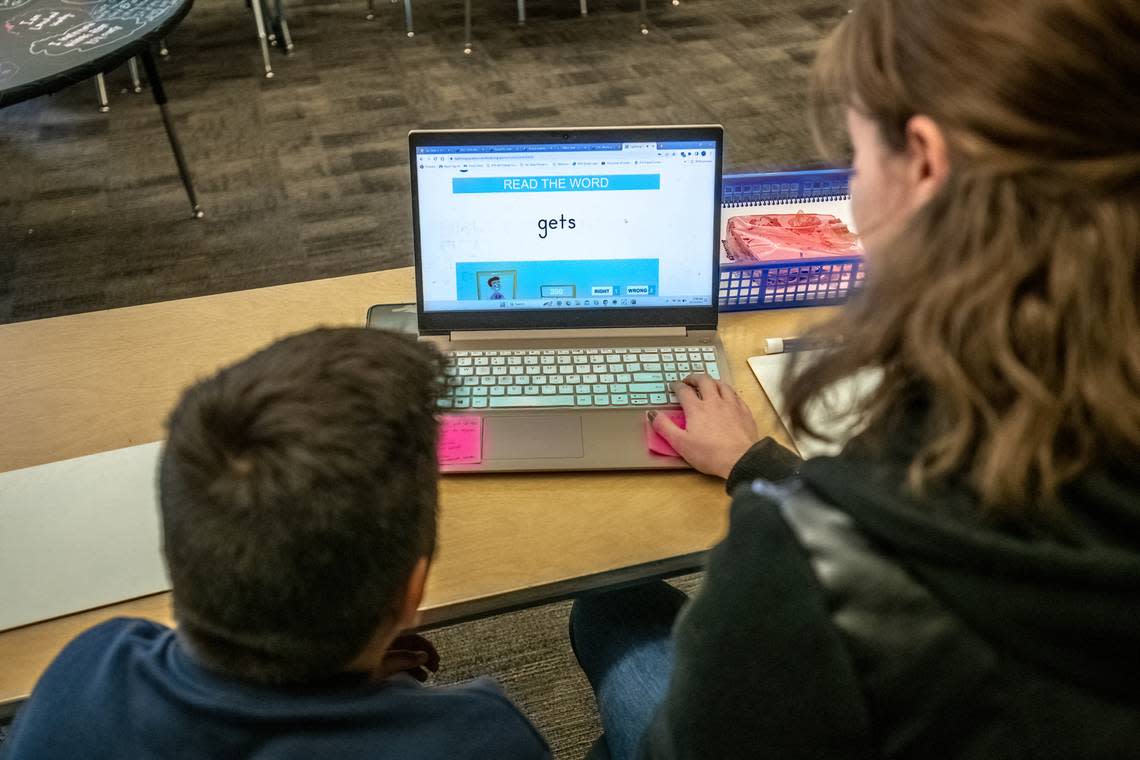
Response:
[128,57,143,93]
[639,0,648,34]
[94,73,110,112]
[140,49,204,220]
[463,0,472,54]
[517,0,525,25]
[404,0,414,37]
[365,0,374,20]
[580,0,587,15]
[249,0,275,78]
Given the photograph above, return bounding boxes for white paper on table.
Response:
[0,441,171,631]
[747,351,881,459]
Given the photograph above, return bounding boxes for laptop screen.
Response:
[412,135,719,316]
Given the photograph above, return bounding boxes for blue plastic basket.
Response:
[717,169,865,312]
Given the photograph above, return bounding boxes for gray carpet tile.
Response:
[428,574,703,759]
[1,0,847,323]
[430,601,604,758]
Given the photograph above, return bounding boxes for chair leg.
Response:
[274,0,293,53]
[94,73,110,112]
[159,38,169,56]
[128,57,143,93]
[365,0,374,20]
[639,0,648,34]
[249,0,274,77]
[403,0,414,37]
[463,0,472,54]
[277,18,293,53]
[258,0,277,47]
[579,0,587,15]
[517,0,525,25]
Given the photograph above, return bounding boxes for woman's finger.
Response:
[686,373,721,400]
[672,379,700,406]
[716,379,740,400]
[649,410,687,453]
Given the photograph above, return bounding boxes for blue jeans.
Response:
[570,581,687,760]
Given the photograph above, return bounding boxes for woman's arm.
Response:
[725,438,803,494]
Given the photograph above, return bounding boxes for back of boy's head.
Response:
[159,327,447,684]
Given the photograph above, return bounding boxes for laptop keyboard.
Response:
[440,346,720,409]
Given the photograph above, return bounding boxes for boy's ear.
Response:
[396,556,430,630]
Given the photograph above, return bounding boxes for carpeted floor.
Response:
[2,1,842,755]
[426,574,702,759]
[1,0,847,323]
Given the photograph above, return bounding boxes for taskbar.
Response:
[424,295,712,312]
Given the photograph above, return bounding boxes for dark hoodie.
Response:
[640,440,1140,760]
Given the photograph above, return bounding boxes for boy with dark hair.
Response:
[1,328,550,759]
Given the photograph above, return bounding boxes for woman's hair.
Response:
[788,0,1140,512]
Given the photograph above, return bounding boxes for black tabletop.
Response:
[0,0,193,107]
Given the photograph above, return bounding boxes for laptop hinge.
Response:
[448,326,687,342]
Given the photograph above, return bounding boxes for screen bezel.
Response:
[409,125,724,335]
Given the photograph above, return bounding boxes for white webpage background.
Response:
[417,150,717,302]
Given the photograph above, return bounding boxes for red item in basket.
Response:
[723,212,861,263]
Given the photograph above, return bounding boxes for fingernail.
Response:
[647,410,657,421]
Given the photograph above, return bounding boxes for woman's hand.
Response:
[649,374,760,479]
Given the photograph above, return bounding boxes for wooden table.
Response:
[0,267,832,707]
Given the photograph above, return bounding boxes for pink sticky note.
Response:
[645,410,686,457]
[438,414,483,465]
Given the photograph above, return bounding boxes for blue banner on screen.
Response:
[453,174,661,194]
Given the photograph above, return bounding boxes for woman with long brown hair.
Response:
[569,1,1140,758]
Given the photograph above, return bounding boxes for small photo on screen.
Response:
[476,271,517,300]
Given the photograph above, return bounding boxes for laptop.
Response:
[408,125,727,473]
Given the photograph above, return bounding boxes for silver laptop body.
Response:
[409,125,727,473]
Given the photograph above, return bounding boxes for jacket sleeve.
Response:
[639,486,874,760]
[725,438,803,494]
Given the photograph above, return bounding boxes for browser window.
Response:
[414,140,718,313]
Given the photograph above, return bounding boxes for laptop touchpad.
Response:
[483,415,584,460]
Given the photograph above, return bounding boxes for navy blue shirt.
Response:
[1,618,550,759]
